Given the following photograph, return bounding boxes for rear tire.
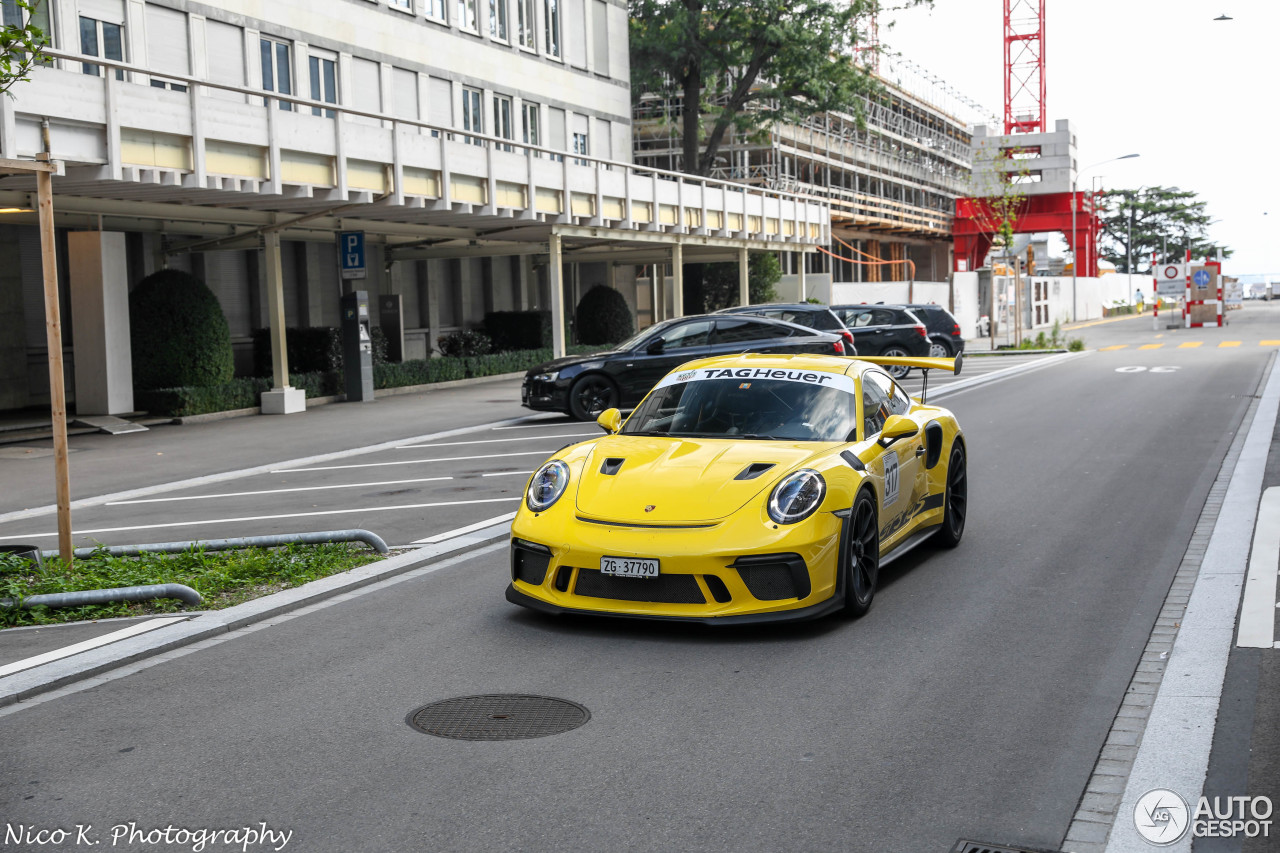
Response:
[881,345,910,380]
[568,374,618,421]
[844,490,880,617]
[934,443,967,548]
[928,339,952,358]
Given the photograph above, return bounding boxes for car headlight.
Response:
[527,460,571,511]
[532,371,559,382]
[767,469,826,524]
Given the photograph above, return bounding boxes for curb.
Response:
[0,524,511,708]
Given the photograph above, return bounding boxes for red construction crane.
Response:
[1004,0,1045,134]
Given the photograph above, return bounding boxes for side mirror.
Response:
[646,339,665,355]
[596,408,622,434]
[879,415,919,445]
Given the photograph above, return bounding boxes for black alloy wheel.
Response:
[928,339,952,358]
[881,346,910,380]
[935,443,967,547]
[568,374,619,421]
[844,490,880,617]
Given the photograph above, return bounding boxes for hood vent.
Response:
[599,457,625,475]
[734,462,776,481]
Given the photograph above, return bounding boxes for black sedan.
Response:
[829,304,931,379]
[522,314,848,420]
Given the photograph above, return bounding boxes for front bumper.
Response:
[521,376,569,412]
[505,510,847,624]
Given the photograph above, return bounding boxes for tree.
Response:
[1099,186,1231,272]
[130,269,235,389]
[630,0,922,177]
[684,253,781,313]
[0,1,49,96]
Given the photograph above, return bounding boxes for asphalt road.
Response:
[0,305,1276,852]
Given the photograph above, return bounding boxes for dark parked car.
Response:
[829,304,930,379]
[898,303,966,358]
[714,303,857,355]
[522,314,847,420]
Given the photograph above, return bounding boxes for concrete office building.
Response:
[0,0,826,414]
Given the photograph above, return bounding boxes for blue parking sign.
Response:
[339,231,366,280]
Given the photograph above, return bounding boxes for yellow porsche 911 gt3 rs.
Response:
[505,352,967,624]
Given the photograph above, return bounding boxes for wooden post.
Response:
[36,155,72,563]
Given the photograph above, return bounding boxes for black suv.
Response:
[829,304,930,379]
[522,314,847,420]
[898,303,966,358]
[714,303,857,355]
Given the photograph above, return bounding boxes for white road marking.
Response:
[412,512,518,543]
[0,616,189,678]
[482,471,534,477]
[1237,486,1280,647]
[396,433,596,449]
[105,476,455,505]
[273,449,557,473]
[492,423,580,430]
[7,497,522,539]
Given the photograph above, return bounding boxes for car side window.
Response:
[869,308,895,326]
[862,370,893,436]
[711,318,774,344]
[847,310,874,328]
[660,320,713,349]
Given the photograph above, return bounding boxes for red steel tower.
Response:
[1004,0,1045,134]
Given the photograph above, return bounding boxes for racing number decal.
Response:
[884,451,900,505]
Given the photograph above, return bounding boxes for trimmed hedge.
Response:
[130,269,235,390]
[138,345,613,417]
[574,285,633,345]
[251,326,389,375]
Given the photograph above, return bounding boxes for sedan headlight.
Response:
[767,469,826,524]
[527,460,571,511]
[532,371,559,383]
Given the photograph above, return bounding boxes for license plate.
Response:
[600,556,660,578]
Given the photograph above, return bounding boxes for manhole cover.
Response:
[407,694,590,741]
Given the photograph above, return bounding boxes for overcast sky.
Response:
[883,0,1279,280]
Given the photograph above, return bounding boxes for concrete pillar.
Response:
[672,243,683,319]
[738,247,749,306]
[301,242,328,327]
[798,251,807,300]
[549,233,565,358]
[261,231,304,414]
[68,231,133,415]
[650,264,661,324]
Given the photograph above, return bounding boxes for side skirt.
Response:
[879,525,940,568]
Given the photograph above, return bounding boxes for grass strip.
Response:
[0,543,384,628]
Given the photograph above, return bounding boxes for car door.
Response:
[861,369,924,545]
[617,318,715,404]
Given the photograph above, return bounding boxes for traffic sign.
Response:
[339,231,366,280]
[1193,269,1211,287]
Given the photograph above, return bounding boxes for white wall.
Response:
[829,279,982,341]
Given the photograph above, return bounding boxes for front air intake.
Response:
[734,462,776,481]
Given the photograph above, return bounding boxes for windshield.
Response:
[622,368,858,442]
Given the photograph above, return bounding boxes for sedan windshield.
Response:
[622,374,857,442]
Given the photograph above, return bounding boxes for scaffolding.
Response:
[633,68,981,284]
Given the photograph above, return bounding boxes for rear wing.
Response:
[856,353,962,404]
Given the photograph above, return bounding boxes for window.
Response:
[81,16,124,80]
[260,37,293,110]
[461,86,482,145]
[516,0,535,48]
[489,0,507,40]
[388,0,413,8]
[146,4,189,92]
[543,0,559,56]
[572,131,588,166]
[457,0,477,31]
[392,67,418,120]
[658,319,711,350]
[521,101,539,154]
[425,0,446,20]
[3,0,50,54]
[309,51,337,117]
[862,371,892,437]
[492,94,513,152]
[710,318,774,345]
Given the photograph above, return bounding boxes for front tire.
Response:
[881,345,910,379]
[844,490,880,617]
[568,374,618,421]
[934,442,967,547]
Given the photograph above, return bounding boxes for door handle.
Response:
[915,446,926,457]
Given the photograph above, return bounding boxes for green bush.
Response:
[135,372,338,417]
[374,358,466,388]
[130,269,234,390]
[437,329,493,357]
[252,326,388,375]
[485,311,551,350]
[574,285,633,345]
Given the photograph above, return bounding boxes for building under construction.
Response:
[633,56,988,287]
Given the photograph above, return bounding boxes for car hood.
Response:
[573,434,838,524]
[526,350,622,375]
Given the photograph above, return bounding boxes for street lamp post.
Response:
[1071,153,1140,321]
